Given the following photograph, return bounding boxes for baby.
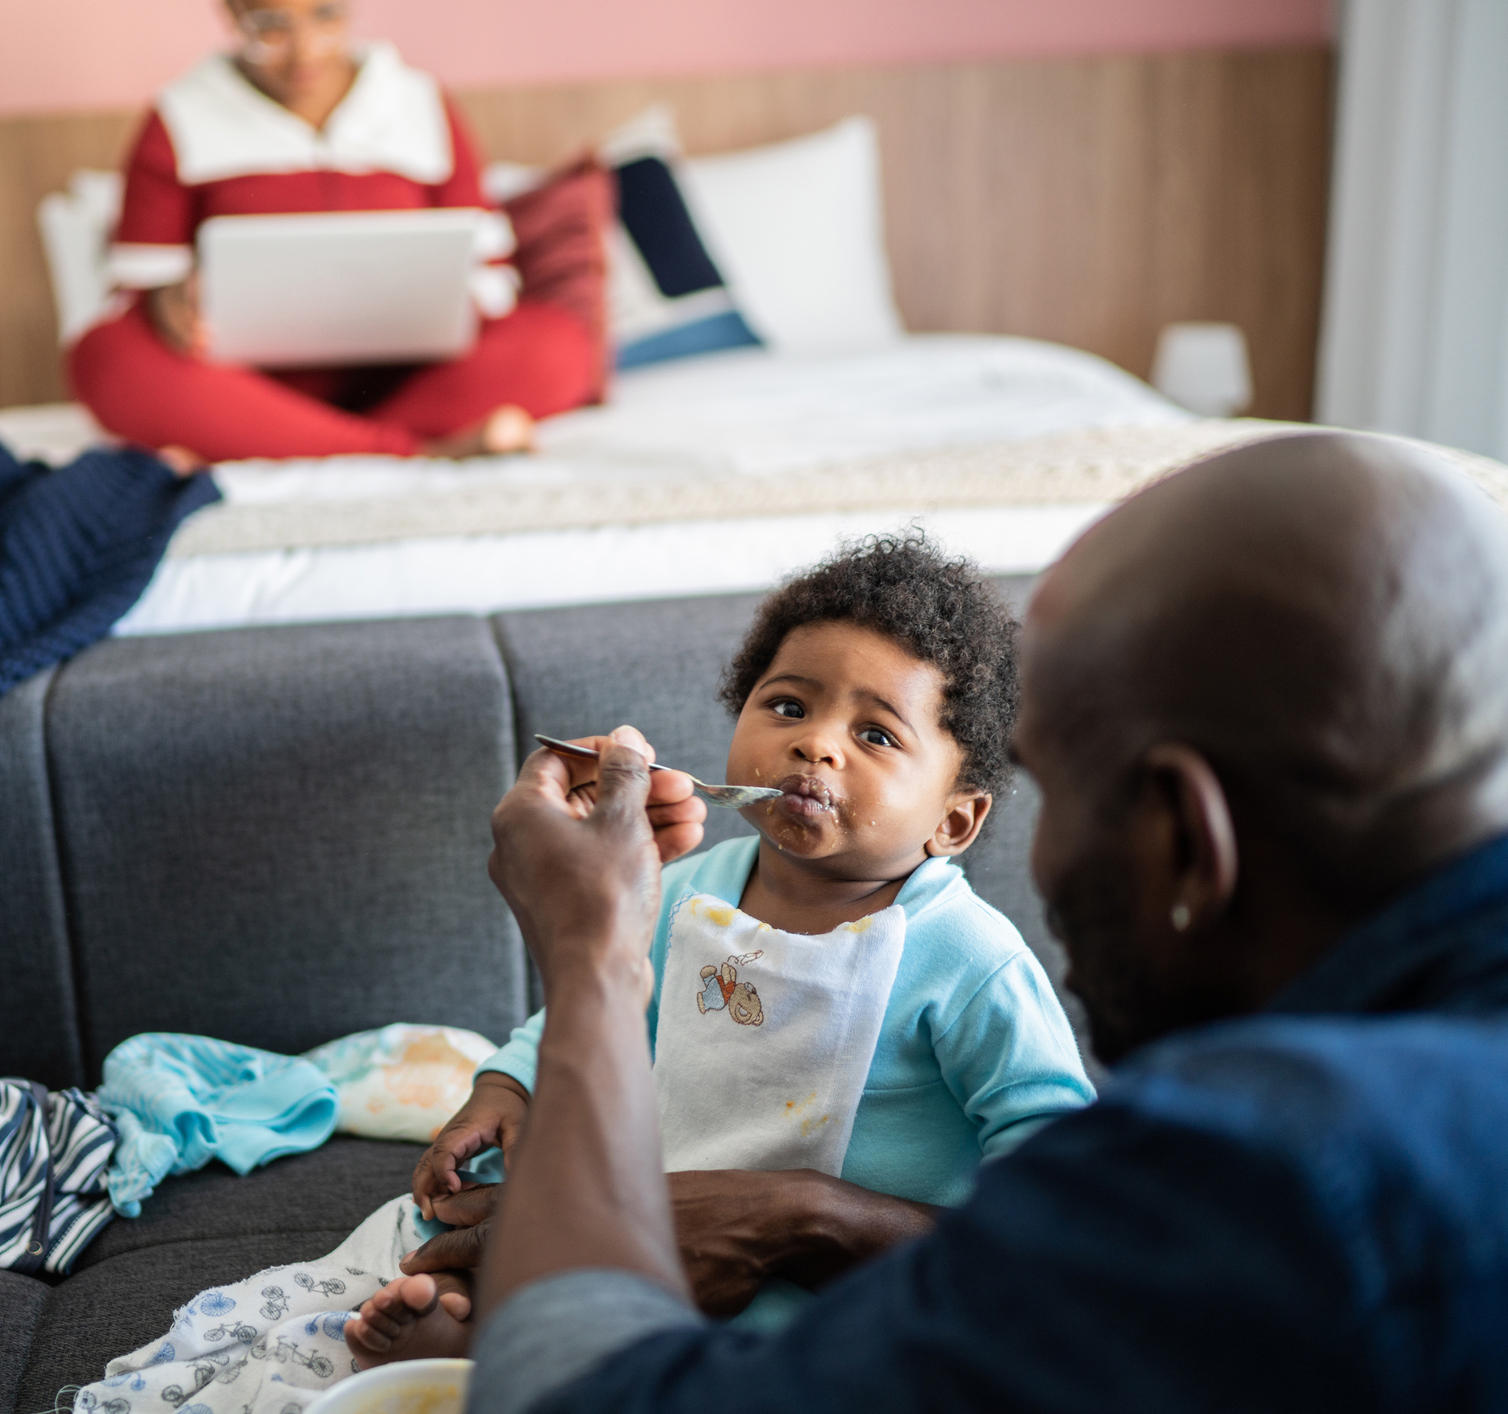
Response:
[347,532,1093,1363]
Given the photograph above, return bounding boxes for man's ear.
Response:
[925,792,992,857]
[1140,743,1238,931]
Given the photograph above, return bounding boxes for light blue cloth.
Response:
[481,838,1095,1325]
[98,1033,338,1217]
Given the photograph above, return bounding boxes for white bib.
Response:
[653,892,906,1176]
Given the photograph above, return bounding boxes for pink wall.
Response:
[3,0,1332,118]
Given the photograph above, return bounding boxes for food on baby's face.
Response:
[724,620,966,875]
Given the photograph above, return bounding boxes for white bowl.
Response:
[305,1358,475,1414]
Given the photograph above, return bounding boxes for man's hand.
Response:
[411,1072,530,1221]
[488,726,702,997]
[670,1170,941,1316]
[540,729,706,866]
[146,275,206,357]
[670,1170,779,1316]
[401,1186,495,1275]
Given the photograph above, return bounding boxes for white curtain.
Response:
[1317,0,1508,459]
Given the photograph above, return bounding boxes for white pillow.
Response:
[679,117,905,356]
[37,169,124,344]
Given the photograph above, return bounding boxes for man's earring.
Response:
[1170,902,1192,932]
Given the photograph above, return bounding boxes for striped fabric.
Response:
[0,1080,118,1274]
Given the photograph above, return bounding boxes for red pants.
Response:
[69,298,598,461]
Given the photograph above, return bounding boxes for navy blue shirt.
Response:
[516,833,1508,1412]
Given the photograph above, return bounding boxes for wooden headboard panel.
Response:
[0,48,1331,419]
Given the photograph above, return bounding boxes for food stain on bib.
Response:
[691,898,737,928]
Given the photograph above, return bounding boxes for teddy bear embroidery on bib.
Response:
[696,950,765,1025]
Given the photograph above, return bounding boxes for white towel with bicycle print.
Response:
[73,1193,428,1414]
[654,892,906,1177]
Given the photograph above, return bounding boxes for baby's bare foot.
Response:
[344,1272,472,1368]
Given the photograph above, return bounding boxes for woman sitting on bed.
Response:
[68,0,603,464]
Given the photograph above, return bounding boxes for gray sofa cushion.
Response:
[0,1273,47,1414]
[0,668,85,1090]
[13,1138,424,1412]
[44,617,529,1080]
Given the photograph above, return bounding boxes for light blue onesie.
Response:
[481,838,1092,1220]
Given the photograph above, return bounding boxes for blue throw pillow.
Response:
[612,153,761,370]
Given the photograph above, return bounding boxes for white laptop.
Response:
[199,208,486,367]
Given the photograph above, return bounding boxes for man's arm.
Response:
[477,1094,1368,1414]
[402,1165,939,1318]
[472,729,696,1313]
[668,1169,937,1315]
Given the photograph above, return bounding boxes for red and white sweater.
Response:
[108,42,516,314]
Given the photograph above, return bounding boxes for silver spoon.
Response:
[534,734,784,809]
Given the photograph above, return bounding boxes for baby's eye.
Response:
[771,699,804,719]
[858,727,895,747]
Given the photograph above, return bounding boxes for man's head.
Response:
[719,532,1019,883]
[1013,431,1508,1063]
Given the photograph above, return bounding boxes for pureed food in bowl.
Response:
[305,1358,474,1414]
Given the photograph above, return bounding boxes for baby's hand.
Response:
[411,1071,530,1221]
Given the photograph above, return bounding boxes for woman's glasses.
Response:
[237,3,349,63]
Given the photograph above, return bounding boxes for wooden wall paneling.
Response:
[0,50,1330,419]
[0,111,137,409]
[464,50,1333,421]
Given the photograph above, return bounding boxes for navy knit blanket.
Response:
[0,441,219,695]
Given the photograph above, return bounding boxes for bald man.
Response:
[433,432,1508,1411]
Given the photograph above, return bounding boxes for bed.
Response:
[0,332,1301,635]
[9,102,1500,642]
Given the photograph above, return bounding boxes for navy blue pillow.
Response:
[612,155,760,370]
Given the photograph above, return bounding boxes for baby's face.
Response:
[726,622,972,879]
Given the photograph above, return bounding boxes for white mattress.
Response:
[1,335,1196,633]
[114,504,1111,630]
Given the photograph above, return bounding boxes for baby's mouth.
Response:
[774,774,840,820]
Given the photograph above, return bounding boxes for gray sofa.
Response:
[0,576,1079,1410]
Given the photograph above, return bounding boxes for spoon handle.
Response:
[534,733,668,772]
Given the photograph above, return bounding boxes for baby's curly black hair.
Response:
[717,531,1021,796]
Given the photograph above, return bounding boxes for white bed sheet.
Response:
[113,503,1110,632]
[3,335,1187,632]
[202,334,1186,503]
